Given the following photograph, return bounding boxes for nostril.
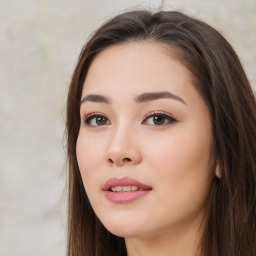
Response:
[123,157,131,162]
[108,159,114,164]
[107,157,132,165]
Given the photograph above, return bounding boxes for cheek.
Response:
[149,128,211,169]
[76,131,104,180]
[76,132,106,210]
[146,124,213,197]
[146,130,213,224]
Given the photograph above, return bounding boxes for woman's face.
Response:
[76,42,214,240]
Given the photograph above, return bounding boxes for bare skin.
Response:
[76,42,214,256]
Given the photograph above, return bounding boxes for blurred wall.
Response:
[0,0,255,255]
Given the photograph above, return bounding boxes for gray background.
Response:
[0,0,255,255]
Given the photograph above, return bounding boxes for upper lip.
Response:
[103,177,152,191]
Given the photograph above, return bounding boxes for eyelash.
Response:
[142,111,177,126]
[83,112,111,127]
[83,111,177,127]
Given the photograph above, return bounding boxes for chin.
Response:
[101,218,147,238]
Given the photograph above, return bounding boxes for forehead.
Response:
[82,42,194,98]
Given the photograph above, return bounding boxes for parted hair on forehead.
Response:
[66,10,256,256]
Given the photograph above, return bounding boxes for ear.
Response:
[215,162,221,178]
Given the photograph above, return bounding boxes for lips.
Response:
[103,177,152,203]
[103,177,152,191]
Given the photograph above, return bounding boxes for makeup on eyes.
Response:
[142,111,178,126]
[83,112,111,127]
[82,110,178,127]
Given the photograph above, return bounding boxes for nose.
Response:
[105,127,142,167]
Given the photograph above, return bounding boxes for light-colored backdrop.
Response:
[0,0,255,255]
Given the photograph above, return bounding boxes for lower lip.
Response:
[104,190,151,203]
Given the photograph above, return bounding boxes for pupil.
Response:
[153,115,165,125]
[96,116,106,125]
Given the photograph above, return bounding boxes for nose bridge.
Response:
[110,121,129,148]
[106,118,141,166]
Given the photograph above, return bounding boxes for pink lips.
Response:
[103,177,152,203]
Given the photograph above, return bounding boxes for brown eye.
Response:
[95,116,107,126]
[84,114,110,127]
[143,113,177,126]
[152,115,166,125]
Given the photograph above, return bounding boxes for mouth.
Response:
[110,185,144,192]
[103,177,152,203]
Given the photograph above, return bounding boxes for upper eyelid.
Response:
[81,110,177,123]
[82,112,108,119]
[83,112,111,127]
[82,112,110,122]
[143,110,176,120]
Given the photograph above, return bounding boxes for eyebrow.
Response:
[135,91,186,104]
[80,91,186,105]
[80,94,111,105]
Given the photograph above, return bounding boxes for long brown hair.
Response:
[66,10,256,256]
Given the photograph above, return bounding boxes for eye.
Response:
[143,112,177,126]
[83,113,111,127]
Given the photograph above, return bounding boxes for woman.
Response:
[66,10,256,256]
